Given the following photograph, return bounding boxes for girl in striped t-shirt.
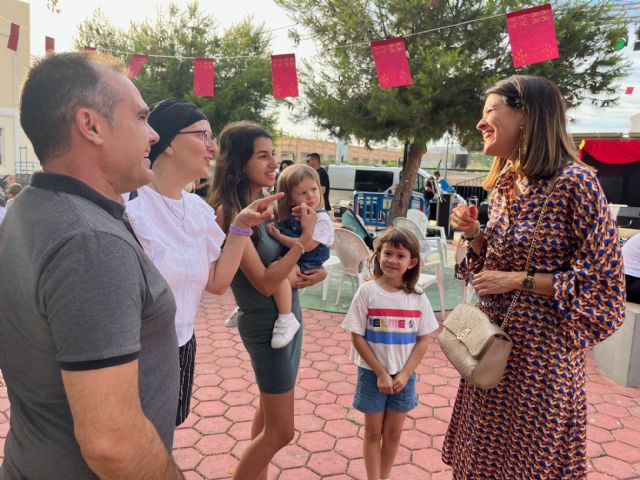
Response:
[342,227,438,480]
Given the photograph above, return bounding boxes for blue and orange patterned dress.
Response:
[442,161,625,479]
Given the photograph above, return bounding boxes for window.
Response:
[281,150,295,160]
[355,170,394,192]
[414,173,424,193]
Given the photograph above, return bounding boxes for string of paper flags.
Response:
[2,4,627,98]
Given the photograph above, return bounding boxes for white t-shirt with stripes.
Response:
[341,280,438,375]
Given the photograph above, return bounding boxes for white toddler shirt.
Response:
[312,211,335,247]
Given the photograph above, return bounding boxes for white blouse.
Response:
[125,185,226,346]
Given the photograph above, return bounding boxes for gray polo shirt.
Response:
[0,173,179,479]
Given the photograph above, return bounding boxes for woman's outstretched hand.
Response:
[233,193,284,229]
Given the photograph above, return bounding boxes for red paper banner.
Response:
[580,140,640,165]
[193,58,214,97]
[127,54,149,79]
[371,37,413,89]
[506,4,559,68]
[7,23,19,52]
[45,36,55,54]
[626,87,634,95]
[271,54,299,98]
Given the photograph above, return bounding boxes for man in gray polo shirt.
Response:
[0,53,184,479]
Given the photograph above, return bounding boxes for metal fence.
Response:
[353,191,425,228]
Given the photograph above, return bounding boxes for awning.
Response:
[579,139,640,165]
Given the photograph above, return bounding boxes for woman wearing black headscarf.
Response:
[125,100,281,425]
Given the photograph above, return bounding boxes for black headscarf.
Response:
[147,99,208,164]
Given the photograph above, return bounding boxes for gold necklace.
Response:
[152,181,186,232]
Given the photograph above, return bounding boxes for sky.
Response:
[22,0,640,140]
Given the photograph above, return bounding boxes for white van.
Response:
[325,164,430,210]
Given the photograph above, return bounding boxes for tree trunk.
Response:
[388,142,427,223]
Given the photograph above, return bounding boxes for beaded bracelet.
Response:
[229,224,253,237]
[294,240,306,254]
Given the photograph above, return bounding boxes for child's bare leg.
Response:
[363,412,384,480]
[286,264,301,284]
[273,277,292,315]
[379,409,407,478]
[270,261,300,349]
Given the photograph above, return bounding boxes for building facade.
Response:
[275,136,401,166]
[0,0,36,184]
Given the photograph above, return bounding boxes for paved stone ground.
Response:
[1,290,639,479]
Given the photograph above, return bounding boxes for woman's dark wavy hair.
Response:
[208,121,272,239]
[481,75,579,190]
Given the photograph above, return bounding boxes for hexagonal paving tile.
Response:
[307,451,349,476]
[297,430,336,453]
[196,433,236,456]
[2,288,640,480]
[271,444,310,470]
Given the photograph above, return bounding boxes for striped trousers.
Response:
[176,333,196,426]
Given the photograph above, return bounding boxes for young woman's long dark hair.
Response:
[208,121,272,234]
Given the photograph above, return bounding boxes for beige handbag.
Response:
[439,302,512,389]
[438,178,556,389]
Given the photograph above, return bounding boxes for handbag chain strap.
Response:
[500,178,557,331]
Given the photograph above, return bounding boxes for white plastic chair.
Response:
[393,218,446,267]
[392,217,447,318]
[426,224,448,247]
[407,208,430,234]
[333,228,371,304]
[299,255,341,301]
[321,255,341,301]
[407,208,448,266]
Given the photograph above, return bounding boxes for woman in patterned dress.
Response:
[445,75,625,479]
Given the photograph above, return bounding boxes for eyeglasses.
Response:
[175,130,217,147]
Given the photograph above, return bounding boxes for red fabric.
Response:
[45,36,55,54]
[127,54,148,79]
[506,4,559,68]
[371,37,413,88]
[626,86,634,95]
[271,54,299,98]
[7,23,19,52]
[367,308,421,317]
[193,58,214,97]
[580,140,640,165]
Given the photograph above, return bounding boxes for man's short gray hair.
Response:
[20,52,126,164]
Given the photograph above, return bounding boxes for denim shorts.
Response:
[353,367,418,414]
